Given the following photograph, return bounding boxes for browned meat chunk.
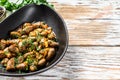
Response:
[38,58,46,67]
[23,52,34,59]
[40,30,48,36]
[7,39,22,44]
[0,50,6,59]
[48,32,55,39]
[23,26,34,34]
[8,44,19,53]
[23,23,31,27]
[17,56,24,64]
[39,49,48,58]
[1,58,9,66]
[10,31,21,38]
[46,48,55,61]
[29,65,37,72]
[16,62,28,70]
[0,39,7,50]
[48,40,59,47]
[6,58,15,71]
[32,22,41,28]
[35,52,43,60]
[40,22,48,29]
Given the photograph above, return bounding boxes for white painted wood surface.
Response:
[1,46,120,80]
[1,0,120,80]
[52,0,120,45]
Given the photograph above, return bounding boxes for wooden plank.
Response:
[68,19,120,45]
[2,46,120,80]
[47,1,120,46]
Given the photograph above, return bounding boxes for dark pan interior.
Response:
[0,4,68,76]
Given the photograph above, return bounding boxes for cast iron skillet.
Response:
[0,4,68,77]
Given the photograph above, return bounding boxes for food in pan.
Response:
[0,21,59,72]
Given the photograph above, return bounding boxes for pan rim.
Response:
[0,4,69,77]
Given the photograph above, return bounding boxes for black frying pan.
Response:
[0,4,68,77]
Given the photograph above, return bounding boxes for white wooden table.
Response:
[1,0,120,80]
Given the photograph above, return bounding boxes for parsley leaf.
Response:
[0,0,54,11]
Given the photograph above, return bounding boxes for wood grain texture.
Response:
[1,46,120,80]
[49,0,120,45]
[1,0,120,80]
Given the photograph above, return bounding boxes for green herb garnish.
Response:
[0,0,54,12]
[36,47,41,51]
[22,40,27,46]
[14,57,18,64]
[29,44,35,51]
[26,56,34,65]
[4,51,9,55]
